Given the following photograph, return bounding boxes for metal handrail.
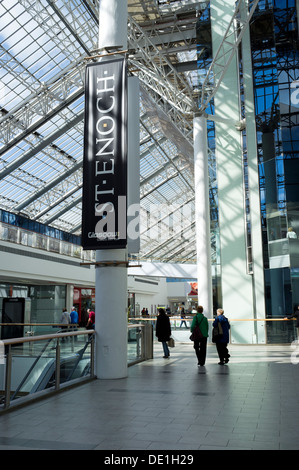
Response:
[0,329,94,345]
[0,325,153,411]
[129,317,297,321]
[1,330,95,411]
[11,335,54,401]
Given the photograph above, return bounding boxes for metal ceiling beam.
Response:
[140,155,181,187]
[0,0,204,262]
[199,0,260,113]
[143,220,196,258]
[0,112,83,180]
[0,87,83,157]
[19,0,96,56]
[140,120,194,191]
[131,29,197,51]
[128,13,196,114]
[45,0,91,55]
[140,195,194,236]
[15,161,82,212]
[0,1,197,155]
[33,183,83,221]
[44,195,82,225]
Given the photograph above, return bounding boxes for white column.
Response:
[95,0,128,378]
[194,115,213,318]
[127,76,140,255]
[95,249,128,379]
[98,0,128,51]
[241,0,266,342]
[211,0,255,343]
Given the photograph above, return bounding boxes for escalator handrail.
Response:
[7,330,94,400]
[2,329,94,346]
[65,336,94,382]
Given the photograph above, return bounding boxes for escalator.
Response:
[30,352,91,393]
[3,336,93,404]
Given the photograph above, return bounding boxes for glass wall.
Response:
[73,287,95,327]
[196,0,299,341]
[29,285,66,324]
[0,283,66,328]
[0,209,81,246]
[250,0,299,341]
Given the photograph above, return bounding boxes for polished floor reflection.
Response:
[0,342,298,450]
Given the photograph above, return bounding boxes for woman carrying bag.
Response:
[190,306,209,366]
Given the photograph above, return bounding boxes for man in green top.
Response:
[190,305,209,366]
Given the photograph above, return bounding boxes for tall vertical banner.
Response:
[82,58,127,250]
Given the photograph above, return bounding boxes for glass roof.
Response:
[0,0,208,263]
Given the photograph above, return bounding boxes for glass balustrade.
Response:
[0,323,153,412]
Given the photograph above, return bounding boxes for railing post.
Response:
[137,327,142,359]
[143,323,153,360]
[55,338,61,391]
[4,345,12,409]
[90,333,95,378]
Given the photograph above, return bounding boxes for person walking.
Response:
[86,308,95,329]
[60,308,70,327]
[70,306,78,324]
[59,308,70,342]
[213,308,230,365]
[180,307,187,328]
[70,306,79,341]
[190,305,209,366]
[156,308,171,358]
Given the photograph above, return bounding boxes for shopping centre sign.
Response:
[82,58,127,250]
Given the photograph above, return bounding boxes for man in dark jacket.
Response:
[156,308,171,358]
[213,308,230,365]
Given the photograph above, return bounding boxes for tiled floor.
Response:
[0,342,299,450]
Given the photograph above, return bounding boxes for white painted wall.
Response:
[128,276,169,315]
[0,241,95,287]
[0,242,193,321]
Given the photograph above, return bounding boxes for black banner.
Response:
[82,58,127,250]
